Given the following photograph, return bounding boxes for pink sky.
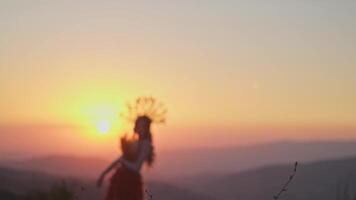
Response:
[1,1,356,158]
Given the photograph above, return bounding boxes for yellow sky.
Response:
[0,1,356,156]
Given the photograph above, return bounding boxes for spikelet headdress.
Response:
[121,96,167,124]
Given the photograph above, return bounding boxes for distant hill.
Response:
[4,148,356,200]
[6,141,356,181]
[0,167,214,200]
[156,140,356,180]
[186,156,356,200]
[148,182,215,200]
[0,167,57,194]
[6,155,109,179]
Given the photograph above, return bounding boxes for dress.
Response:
[105,139,143,200]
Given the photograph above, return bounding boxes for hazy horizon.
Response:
[1,1,356,159]
[1,124,356,160]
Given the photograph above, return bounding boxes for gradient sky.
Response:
[0,1,356,158]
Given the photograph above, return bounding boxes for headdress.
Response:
[121,96,167,124]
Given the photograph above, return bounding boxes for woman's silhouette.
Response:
[97,97,166,200]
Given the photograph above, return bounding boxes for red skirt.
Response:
[105,167,143,200]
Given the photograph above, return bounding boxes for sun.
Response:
[96,119,111,135]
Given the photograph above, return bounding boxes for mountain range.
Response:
[7,140,356,181]
[2,140,356,200]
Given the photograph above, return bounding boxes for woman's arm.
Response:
[97,156,121,187]
[120,141,151,172]
[102,157,121,175]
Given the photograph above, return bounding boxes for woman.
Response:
[97,97,166,200]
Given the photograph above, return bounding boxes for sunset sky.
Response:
[1,1,355,159]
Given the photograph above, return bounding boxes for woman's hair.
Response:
[146,131,155,167]
[136,116,155,167]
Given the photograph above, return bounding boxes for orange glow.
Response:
[1,1,356,159]
[97,120,111,134]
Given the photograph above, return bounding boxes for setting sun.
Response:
[97,120,111,134]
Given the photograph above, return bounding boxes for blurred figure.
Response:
[97,97,166,200]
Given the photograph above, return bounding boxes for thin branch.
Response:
[273,161,298,200]
[145,188,153,200]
